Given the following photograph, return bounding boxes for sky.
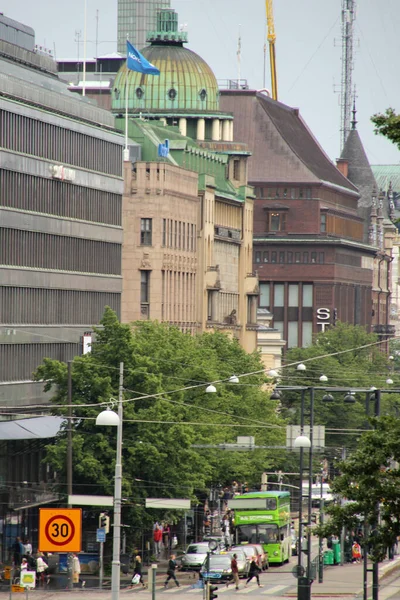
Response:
[5,0,400,166]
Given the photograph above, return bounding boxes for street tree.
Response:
[34,308,286,535]
[371,108,400,151]
[317,416,400,562]
[280,322,396,450]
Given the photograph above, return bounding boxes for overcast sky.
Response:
[5,0,400,166]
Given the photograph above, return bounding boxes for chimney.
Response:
[336,158,349,178]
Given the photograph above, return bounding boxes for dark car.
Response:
[200,554,233,584]
[224,549,250,578]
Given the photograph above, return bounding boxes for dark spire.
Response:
[351,97,357,130]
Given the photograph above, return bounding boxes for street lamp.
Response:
[96,362,124,600]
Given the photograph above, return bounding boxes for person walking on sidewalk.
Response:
[164,554,180,588]
[229,553,240,590]
[129,555,146,588]
[245,556,263,588]
[153,524,163,558]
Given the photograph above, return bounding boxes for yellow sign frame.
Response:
[39,508,82,552]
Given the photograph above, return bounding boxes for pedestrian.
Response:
[222,513,231,549]
[162,523,171,555]
[36,552,48,587]
[129,555,145,588]
[229,553,240,590]
[13,537,24,567]
[72,553,85,588]
[352,541,362,564]
[20,558,28,573]
[164,554,180,588]
[153,524,163,558]
[23,538,32,556]
[245,556,263,588]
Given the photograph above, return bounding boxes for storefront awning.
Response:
[0,416,64,440]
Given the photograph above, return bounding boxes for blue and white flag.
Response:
[126,40,160,75]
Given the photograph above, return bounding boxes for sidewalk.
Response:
[285,555,400,598]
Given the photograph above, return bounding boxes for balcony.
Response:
[244,273,259,295]
[205,266,221,289]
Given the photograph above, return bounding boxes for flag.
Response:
[126,40,160,75]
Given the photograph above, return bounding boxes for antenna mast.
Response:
[340,0,356,152]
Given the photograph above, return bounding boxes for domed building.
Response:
[112,9,233,141]
[119,9,260,355]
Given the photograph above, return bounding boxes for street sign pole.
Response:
[99,541,104,589]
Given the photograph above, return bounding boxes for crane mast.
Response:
[265,0,278,100]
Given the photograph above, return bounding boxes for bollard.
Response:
[148,563,157,600]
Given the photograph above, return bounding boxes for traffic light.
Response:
[208,583,218,600]
[99,512,110,533]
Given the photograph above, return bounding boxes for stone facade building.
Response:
[113,10,259,352]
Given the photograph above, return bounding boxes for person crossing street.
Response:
[164,554,180,588]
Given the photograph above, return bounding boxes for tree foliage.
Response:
[317,417,400,562]
[371,108,400,151]
[281,322,397,450]
[34,308,286,536]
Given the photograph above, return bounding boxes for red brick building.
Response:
[220,90,376,347]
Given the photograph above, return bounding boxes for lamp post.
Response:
[96,362,124,600]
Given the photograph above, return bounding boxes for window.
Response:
[303,252,309,263]
[291,188,297,199]
[295,252,301,263]
[311,252,317,263]
[283,188,288,198]
[319,252,325,264]
[267,212,286,232]
[233,159,240,180]
[299,189,304,199]
[140,218,152,245]
[288,321,298,348]
[287,252,293,263]
[174,220,177,248]
[260,283,270,308]
[178,221,181,249]
[289,284,299,307]
[140,270,150,303]
[274,284,284,306]
[305,188,312,199]
[263,251,269,263]
[271,251,277,263]
[182,223,186,250]
[279,252,285,263]
[162,219,167,246]
[255,251,261,263]
[320,213,327,233]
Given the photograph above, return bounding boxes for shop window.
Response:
[140,218,152,245]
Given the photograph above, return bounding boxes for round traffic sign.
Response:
[39,508,82,553]
[44,514,75,546]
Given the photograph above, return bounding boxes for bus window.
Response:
[258,524,279,544]
[237,526,258,545]
[266,499,277,510]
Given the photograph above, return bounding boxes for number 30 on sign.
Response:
[39,508,82,552]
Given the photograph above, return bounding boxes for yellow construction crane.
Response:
[265,0,278,100]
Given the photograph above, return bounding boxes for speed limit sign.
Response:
[39,508,82,552]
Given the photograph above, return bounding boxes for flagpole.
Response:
[124,35,130,162]
[82,0,87,97]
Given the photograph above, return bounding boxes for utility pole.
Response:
[67,361,73,590]
[339,0,356,152]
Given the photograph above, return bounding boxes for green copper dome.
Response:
[111,10,220,115]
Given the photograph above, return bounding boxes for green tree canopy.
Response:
[371,108,400,150]
[317,416,400,562]
[280,323,397,450]
[35,308,287,536]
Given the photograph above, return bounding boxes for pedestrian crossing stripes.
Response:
[152,583,291,595]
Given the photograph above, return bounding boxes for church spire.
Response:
[351,96,357,130]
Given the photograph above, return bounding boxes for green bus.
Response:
[228,491,291,564]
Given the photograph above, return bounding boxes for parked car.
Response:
[233,544,268,570]
[200,554,233,584]
[223,549,250,578]
[180,543,210,571]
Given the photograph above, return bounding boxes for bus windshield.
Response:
[237,524,279,545]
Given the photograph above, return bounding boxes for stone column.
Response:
[197,118,205,141]
[211,118,220,141]
[178,117,187,137]
[222,119,230,141]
